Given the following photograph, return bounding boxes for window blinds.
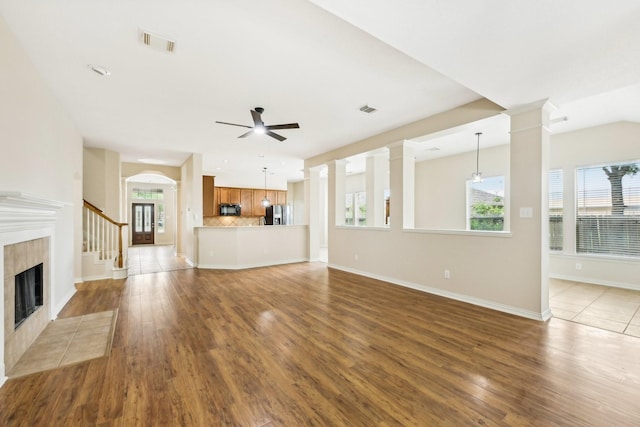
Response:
[549,169,563,251]
[576,162,640,257]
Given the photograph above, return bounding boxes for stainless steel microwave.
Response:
[220,203,241,216]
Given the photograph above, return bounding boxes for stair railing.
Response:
[83,200,128,268]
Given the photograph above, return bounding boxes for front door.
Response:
[132,203,154,245]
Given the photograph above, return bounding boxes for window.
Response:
[345,192,366,226]
[132,188,164,200]
[576,161,640,257]
[549,169,563,251]
[468,176,505,231]
[157,204,165,233]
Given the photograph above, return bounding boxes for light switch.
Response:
[519,207,533,218]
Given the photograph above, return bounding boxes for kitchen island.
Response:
[195,225,308,269]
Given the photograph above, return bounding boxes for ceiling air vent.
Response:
[359,105,378,114]
[140,29,176,53]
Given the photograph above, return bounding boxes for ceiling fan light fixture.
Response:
[215,107,299,141]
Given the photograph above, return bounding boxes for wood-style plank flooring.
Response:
[2,262,640,426]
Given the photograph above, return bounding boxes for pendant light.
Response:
[471,132,483,183]
[261,167,270,207]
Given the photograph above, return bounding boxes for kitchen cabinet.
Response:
[203,175,215,217]
[240,189,253,216]
[212,186,286,217]
[229,188,241,205]
[252,190,276,217]
[253,190,267,217]
[219,188,230,204]
[213,187,220,217]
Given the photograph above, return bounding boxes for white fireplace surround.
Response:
[0,192,65,386]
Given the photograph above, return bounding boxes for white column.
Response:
[304,167,322,261]
[507,100,554,317]
[327,160,347,227]
[366,152,388,227]
[388,141,415,230]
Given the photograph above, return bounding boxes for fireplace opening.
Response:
[15,263,44,329]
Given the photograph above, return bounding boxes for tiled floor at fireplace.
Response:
[7,310,118,378]
[550,279,640,337]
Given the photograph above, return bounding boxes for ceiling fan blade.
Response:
[265,123,300,130]
[265,130,286,142]
[250,109,263,127]
[216,121,252,129]
[238,130,254,138]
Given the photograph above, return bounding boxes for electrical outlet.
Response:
[444,270,450,279]
[576,263,582,270]
[354,253,359,261]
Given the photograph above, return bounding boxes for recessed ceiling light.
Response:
[88,64,111,76]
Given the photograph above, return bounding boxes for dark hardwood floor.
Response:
[1,262,640,426]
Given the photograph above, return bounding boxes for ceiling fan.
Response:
[216,107,299,141]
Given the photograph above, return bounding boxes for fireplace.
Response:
[3,237,51,373]
[14,263,44,329]
[0,192,63,383]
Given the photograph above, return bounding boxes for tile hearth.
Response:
[7,309,118,378]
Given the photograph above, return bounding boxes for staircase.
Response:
[82,200,129,280]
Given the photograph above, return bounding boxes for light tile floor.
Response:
[550,278,640,337]
[128,244,193,275]
[8,310,117,378]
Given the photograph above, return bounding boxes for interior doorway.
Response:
[132,203,155,245]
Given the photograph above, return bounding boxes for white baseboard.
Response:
[550,274,640,291]
[198,258,308,270]
[0,362,6,389]
[53,287,76,319]
[329,264,551,322]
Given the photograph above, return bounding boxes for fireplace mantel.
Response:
[0,192,66,232]
[1,191,65,386]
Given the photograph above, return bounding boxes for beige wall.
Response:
[0,15,82,333]
[83,147,121,220]
[415,144,510,230]
[196,226,308,269]
[398,120,640,291]
[126,182,177,246]
[314,101,552,320]
[121,162,181,181]
[180,154,203,263]
[549,121,640,289]
[288,181,306,226]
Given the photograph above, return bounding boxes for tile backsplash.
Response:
[204,216,262,227]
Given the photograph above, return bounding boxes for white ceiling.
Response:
[1,1,639,188]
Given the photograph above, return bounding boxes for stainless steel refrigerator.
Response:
[265,205,293,225]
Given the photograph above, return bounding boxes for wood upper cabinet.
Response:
[213,186,287,217]
[213,187,220,216]
[253,189,267,217]
[229,188,241,205]
[202,176,215,217]
[219,188,230,204]
[240,189,253,216]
